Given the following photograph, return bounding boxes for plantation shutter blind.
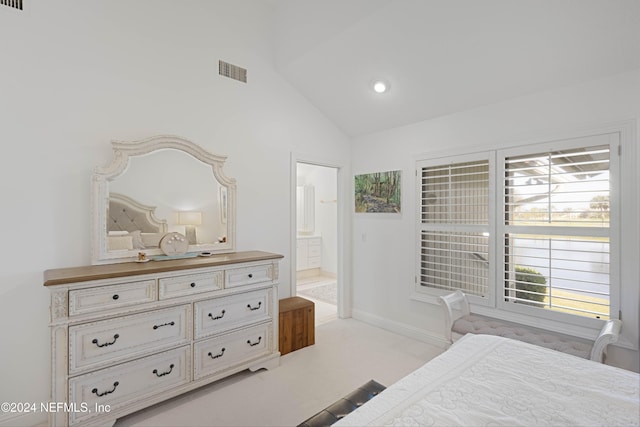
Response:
[418,157,490,297]
[501,144,612,319]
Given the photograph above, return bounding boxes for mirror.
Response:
[91,135,236,264]
[296,184,315,235]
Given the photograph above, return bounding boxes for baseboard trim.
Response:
[351,309,449,349]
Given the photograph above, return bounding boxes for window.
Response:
[500,143,614,319]
[417,133,619,323]
[418,155,492,297]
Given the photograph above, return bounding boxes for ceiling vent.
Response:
[1,0,23,11]
[219,60,247,83]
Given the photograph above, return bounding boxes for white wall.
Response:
[1,3,637,425]
[0,2,350,426]
[351,70,640,372]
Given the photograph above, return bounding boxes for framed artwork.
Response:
[355,170,401,213]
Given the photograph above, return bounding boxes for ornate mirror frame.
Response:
[91,135,237,264]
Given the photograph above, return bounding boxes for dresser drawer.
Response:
[194,323,272,380]
[68,346,190,425]
[225,264,272,289]
[69,305,191,374]
[194,288,272,339]
[69,280,157,316]
[159,270,223,300]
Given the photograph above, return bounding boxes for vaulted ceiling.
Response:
[271,0,640,137]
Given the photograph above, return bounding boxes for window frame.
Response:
[413,151,496,308]
[413,132,621,333]
[495,133,620,330]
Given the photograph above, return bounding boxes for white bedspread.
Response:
[335,334,639,427]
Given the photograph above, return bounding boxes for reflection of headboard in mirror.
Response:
[92,135,237,264]
[108,193,168,233]
[106,193,169,252]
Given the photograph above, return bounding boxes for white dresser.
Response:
[44,251,283,427]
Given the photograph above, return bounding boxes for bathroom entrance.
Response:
[294,162,339,325]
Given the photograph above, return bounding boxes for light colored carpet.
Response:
[115,318,442,427]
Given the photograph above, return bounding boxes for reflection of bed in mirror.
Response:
[92,135,237,264]
[107,193,168,251]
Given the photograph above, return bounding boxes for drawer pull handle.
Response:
[153,364,175,377]
[208,348,226,359]
[190,282,196,288]
[92,381,119,397]
[208,310,226,320]
[248,273,253,278]
[153,321,175,330]
[112,294,119,300]
[247,302,262,311]
[247,336,262,347]
[92,334,119,348]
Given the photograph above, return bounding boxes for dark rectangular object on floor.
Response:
[343,380,386,407]
[298,380,386,427]
[279,296,315,355]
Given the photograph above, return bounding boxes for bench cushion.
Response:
[452,314,592,359]
[298,380,386,427]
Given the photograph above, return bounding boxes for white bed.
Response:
[335,334,639,427]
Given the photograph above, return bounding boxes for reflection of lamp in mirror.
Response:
[177,211,202,244]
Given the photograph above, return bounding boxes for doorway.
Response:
[294,162,339,325]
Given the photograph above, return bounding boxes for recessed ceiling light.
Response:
[372,80,389,93]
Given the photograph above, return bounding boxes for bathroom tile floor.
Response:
[296,275,338,326]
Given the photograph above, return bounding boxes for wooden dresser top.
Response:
[44,251,284,286]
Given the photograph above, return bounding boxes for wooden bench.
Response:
[279,296,315,355]
[439,290,621,363]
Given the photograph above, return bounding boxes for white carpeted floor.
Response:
[115,318,442,427]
